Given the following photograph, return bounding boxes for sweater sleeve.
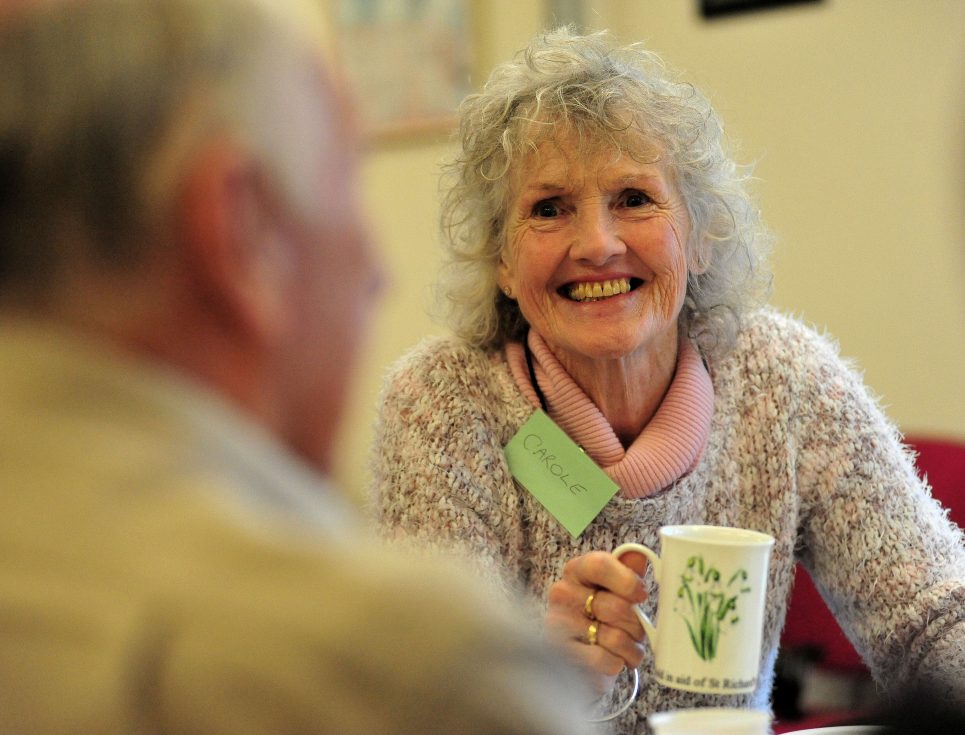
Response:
[370,338,531,602]
[784,317,965,702]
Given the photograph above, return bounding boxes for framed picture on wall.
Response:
[700,0,821,18]
[333,0,472,140]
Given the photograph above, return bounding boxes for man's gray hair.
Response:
[0,0,328,301]
[437,28,773,359]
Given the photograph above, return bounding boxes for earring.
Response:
[503,286,513,298]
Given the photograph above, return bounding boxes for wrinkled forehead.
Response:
[520,100,664,154]
[507,115,669,193]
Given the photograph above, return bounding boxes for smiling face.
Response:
[496,136,693,372]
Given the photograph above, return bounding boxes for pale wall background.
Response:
[331,0,965,500]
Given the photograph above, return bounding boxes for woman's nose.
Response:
[569,207,626,265]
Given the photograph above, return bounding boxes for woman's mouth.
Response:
[562,277,642,302]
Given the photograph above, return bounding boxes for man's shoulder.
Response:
[0,479,566,732]
[151,535,591,733]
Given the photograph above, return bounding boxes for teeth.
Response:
[567,278,631,302]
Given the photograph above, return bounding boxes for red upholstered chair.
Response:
[910,437,965,529]
[772,436,965,732]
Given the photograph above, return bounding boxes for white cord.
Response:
[585,667,640,724]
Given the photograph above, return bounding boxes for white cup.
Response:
[648,707,771,735]
[614,525,775,695]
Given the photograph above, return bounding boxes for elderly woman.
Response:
[372,29,965,731]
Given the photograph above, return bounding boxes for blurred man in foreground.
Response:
[0,1,592,732]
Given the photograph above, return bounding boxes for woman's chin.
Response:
[550,331,675,367]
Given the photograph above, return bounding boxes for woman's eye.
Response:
[622,190,651,208]
[532,200,560,218]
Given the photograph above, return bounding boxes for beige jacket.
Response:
[0,322,593,735]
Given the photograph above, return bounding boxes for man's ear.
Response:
[175,142,290,347]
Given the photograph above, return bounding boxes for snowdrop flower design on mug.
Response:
[674,554,752,661]
[614,525,774,695]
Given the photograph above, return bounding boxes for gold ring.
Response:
[583,591,597,620]
[586,622,599,646]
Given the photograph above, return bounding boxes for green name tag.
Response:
[504,409,619,538]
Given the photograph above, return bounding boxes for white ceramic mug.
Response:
[648,707,771,735]
[614,525,775,695]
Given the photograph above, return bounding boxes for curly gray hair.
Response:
[436,28,772,359]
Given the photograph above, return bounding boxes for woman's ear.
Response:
[688,236,711,276]
[496,250,514,295]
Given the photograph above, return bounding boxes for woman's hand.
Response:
[544,549,649,695]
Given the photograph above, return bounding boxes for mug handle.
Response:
[612,542,660,645]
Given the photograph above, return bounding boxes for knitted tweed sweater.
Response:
[372,308,965,734]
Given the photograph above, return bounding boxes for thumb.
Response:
[615,550,649,578]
